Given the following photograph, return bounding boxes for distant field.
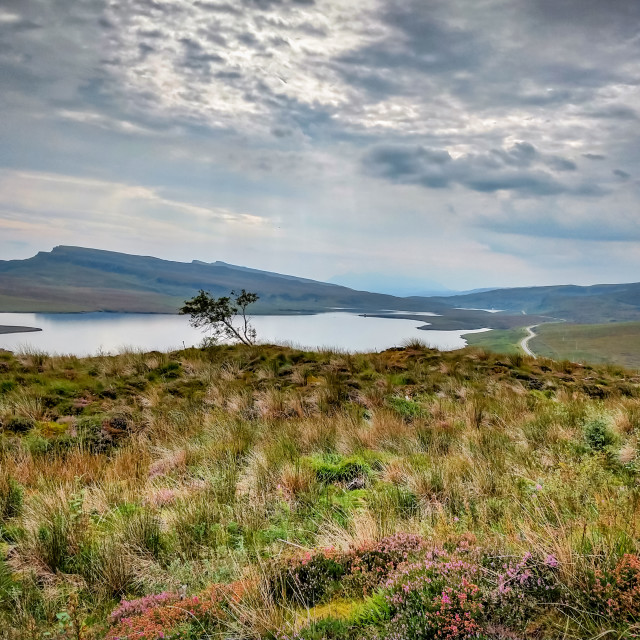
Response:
[531,321,640,369]
[462,326,528,355]
[465,322,640,369]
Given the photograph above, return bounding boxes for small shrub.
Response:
[5,416,36,433]
[384,554,485,640]
[106,582,247,640]
[584,417,616,451]
[590,553,640,624]
[307,454,372,485]
[484,551,561,630]
[276,550,347,606]
[343,533,427,597]
[0,475,23,520]
[121,510,168,560]
[387,396,425,421]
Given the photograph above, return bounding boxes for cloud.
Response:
[339,0,485,78]
[0,169,268,234]
[586,104,638,120]
[1,0,640,287]
[363,142,591,196]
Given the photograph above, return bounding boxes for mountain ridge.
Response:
[1,246,639,325]
[0,246,450,315]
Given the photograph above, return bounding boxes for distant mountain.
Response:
[1,247,637,326]
[0,246,451,314]
[329,271,455,297]
[436,282,640,323]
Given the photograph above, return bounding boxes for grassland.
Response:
[531,322,640,370]
[461,327,528,355]
[464,322,640,370]
[0,342,639,639]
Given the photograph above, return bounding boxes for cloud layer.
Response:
[0,0,638,288]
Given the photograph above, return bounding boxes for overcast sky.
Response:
[0,0,639,290]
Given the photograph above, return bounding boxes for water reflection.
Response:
[0,312,490,356]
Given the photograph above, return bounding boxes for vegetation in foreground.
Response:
[0,342,639,639]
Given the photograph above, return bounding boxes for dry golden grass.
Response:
[0,343,639,637]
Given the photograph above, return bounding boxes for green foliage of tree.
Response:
[180,289,259,346]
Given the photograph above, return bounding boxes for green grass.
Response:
[462,326,528,355]
[531,321,640,369]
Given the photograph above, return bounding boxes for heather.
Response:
[0,343,638,639]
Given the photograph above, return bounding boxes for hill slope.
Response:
[436,281,640,323]
[0,246,450,314]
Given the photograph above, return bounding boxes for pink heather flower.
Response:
[535,483,543,491]
[545,554,559,568]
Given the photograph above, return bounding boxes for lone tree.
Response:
[180,289,259,346]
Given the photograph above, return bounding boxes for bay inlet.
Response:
[0,312,490,356]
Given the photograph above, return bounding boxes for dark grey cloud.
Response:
[337,0,485,101]
[613,169,631,180]
[363,142,589,196]
[180,37,225,73]
[485,220,640,243]
[527,0,640,34]
[587,104,638,120]
[193,1,241,13]
[583,153,606,161]
[195,0,314,9]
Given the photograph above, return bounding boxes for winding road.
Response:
[520,325,538,358]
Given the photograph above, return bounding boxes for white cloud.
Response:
[0,170,270,252]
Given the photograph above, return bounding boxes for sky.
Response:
[0,0,639,292]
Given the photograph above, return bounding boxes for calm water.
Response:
[0,312,490,356]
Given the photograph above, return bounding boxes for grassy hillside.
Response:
[0,246,452,315]
[0,343,639,639]
[464,322,640,370]
[531,322,640,370]
[436,282,640,323]
[461,327,528,355]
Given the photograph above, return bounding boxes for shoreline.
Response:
[0,325,42,335]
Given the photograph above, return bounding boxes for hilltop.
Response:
[0,342,638,639]
[0,246,543,331]
[437,281,640,324]
[1,247,639,325]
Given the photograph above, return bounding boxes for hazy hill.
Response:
[0,246,452,314]
[436,282,640,323]
[1,247,638,328]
